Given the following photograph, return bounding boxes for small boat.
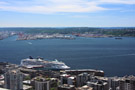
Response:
[115,37,122,39]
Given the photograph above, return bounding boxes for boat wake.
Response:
[91,54,135,59]
[113,54,135,57]
[27,42,32,45]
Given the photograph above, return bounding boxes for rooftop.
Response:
[0,88,10,90]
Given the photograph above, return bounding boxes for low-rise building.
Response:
[87,81,108,90]
[58,84,75,90]
[63,69,104,77]
[0,88,10,90]
[77,85,93,90]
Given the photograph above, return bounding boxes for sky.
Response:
[0,0,135,27]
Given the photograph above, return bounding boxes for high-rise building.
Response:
[76,73,92,87]
[67,77,75,85]
[108,76,135,90]
[35,80,50,90]
[33,76,58,90]
[108,77,120,90]
[4,69,23,90]
[119,76,135,90]
[60,74,70,85]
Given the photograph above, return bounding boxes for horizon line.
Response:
[0,26,135,28]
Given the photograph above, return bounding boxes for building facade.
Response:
[4,69,23,90]
[35,80,50,90]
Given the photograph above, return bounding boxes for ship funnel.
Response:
[55,59,58,62]
[29,56,33,59]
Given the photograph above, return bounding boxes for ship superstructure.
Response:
[20,57,70,70]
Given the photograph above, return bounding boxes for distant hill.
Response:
[0,27,135,36]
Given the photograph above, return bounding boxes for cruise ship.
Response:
[20,57,70,70]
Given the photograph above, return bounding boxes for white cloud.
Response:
[99,0,135,4]
[70,15,89,18]
[0,0,135,14]
[0,0,107,14]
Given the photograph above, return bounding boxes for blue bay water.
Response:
[0,36,135,76]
